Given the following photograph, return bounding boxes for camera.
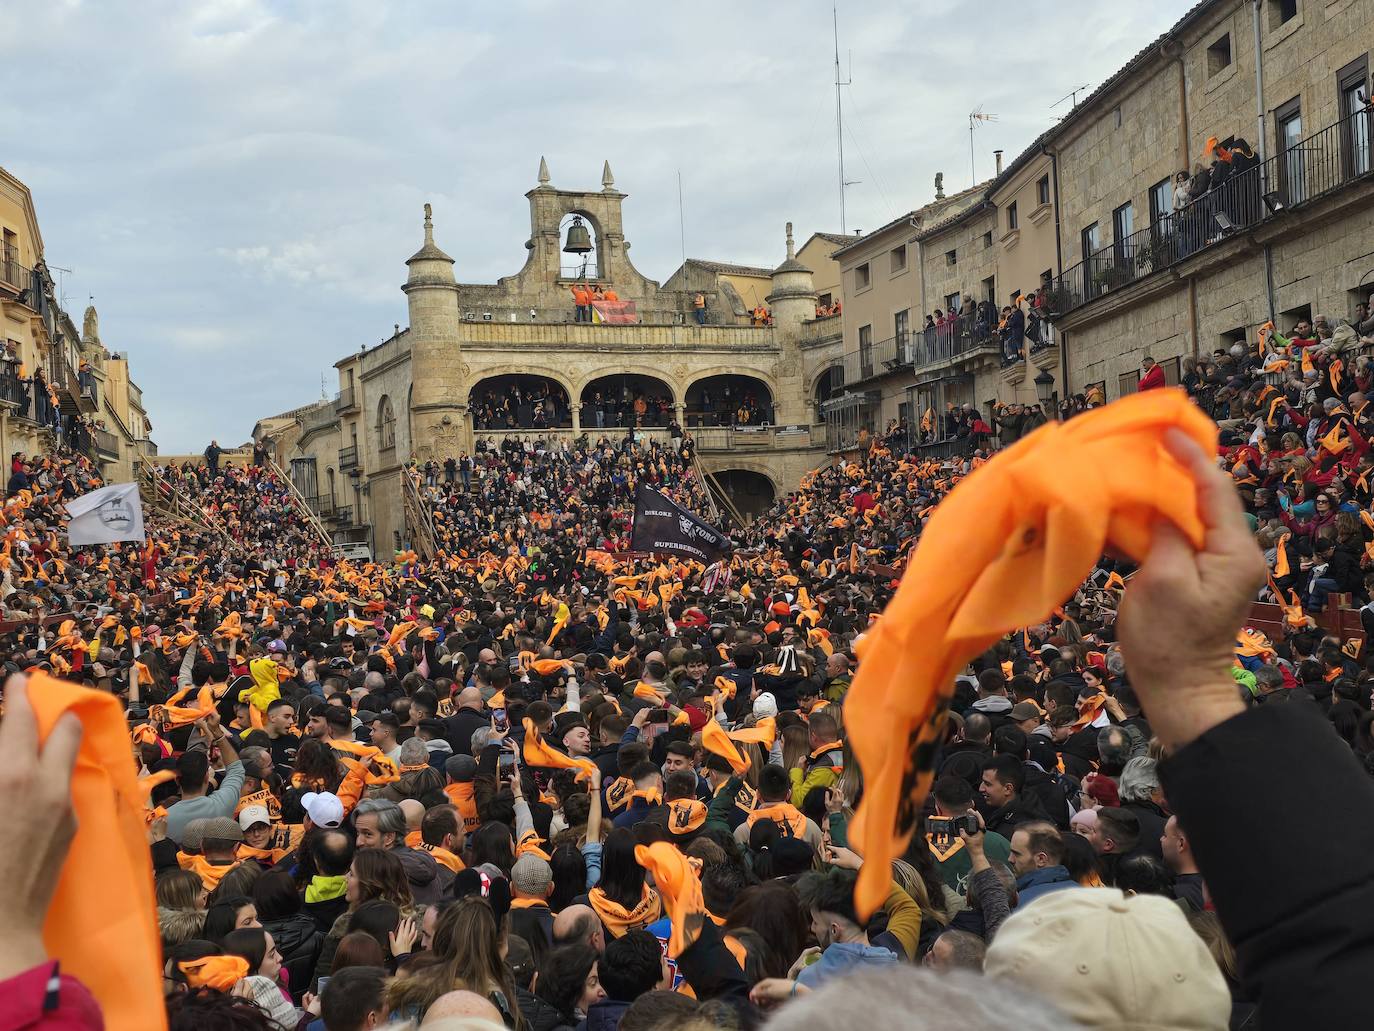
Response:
[928,813,980,843]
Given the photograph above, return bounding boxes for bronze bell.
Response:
[563,216,592,255]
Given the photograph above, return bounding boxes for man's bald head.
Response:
[421,990,504,1028]
[398,798,425,831]
[477,648,497,664]
[458,686,483,711]
[552,903,604,952]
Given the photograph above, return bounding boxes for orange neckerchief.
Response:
[179,954,249,991]
[632,682,668,704]
[666,798,706,836]
[848,389,1215,918]
[588,884,662,938]
[1071,689,1107,730]
[405,830,466,873]
[635,843,705,958]
[604,776,635,813]
[510,897,550,910]
[746,801,808,838]
[177,851,240,891]
[443,781,480,832]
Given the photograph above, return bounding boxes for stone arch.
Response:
[467,373,573,430]
[684,365,781,398]
[683,371,776,427]
[574,365,682,403]
[809,363,844,421]
[377,395,397,450]
[702,464,780,520]
[579,372,677,430]
[466,362,578,403]
[559,209,601,281]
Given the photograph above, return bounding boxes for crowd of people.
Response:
[7,305,1374,1028]
[919,291,1051,366]
[471,386,571,433]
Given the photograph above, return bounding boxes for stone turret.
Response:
[766,222,816,337]
[403,204,464,447]
[83,304,100,348]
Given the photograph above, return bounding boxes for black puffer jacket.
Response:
[516,986,575,1031]
[262,912,322,1003]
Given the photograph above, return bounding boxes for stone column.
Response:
[571,402,582,436]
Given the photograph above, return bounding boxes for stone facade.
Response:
[0,167,156,479]
[258,163,839,557]
[1047,0,1374,401]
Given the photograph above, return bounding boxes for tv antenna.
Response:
[833,6,857,233]
[1052,83,1092,115]
[968,107,998,184]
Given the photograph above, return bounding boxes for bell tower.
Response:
[403,203,465,452]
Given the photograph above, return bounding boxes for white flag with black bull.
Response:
[65,482,146,546]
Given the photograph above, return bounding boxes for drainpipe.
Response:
[1252,0,1277,324]
[1043,144,1070,397]
[1188,276,1201,361]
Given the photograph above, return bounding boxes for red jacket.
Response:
[1138,364,1167,391]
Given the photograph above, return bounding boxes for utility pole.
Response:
[833,6,852,233]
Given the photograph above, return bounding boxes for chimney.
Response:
[994,150,1004,176]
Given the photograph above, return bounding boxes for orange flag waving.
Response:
[522,717,597,781]
[21,672,167,1030]
[634,842,706,958]
[701,717,751,775]
[847,389,1214,918]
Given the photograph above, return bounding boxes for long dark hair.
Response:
[725,882,808,980]
[470,822,515,876]
[221,926,269,975]
[597,828,645,908]
[202,896,253,944]
[548,844,587,912]
[533,944,597,1022]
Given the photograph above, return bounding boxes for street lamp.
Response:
[1034,368,1056,408]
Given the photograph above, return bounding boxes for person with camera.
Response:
[926,775,1010,895]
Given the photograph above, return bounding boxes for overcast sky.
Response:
[2,0,1192,453]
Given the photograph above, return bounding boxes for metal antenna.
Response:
[677,170,686,265]
[1051,84,1092,113]
[833,5,853,233]
[968,107,998,184]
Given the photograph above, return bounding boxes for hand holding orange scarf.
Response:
[848,390,1214,917]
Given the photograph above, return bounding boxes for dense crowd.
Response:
[6,307,1374,1029]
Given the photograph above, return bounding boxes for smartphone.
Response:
[507,654,521,673]
[492,707,509,734]
[499,752,516,772]
[648,708,670,725]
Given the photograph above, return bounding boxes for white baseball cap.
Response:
[237,805,272,831]
[985,887,1229,1030]
[301,791,344,829]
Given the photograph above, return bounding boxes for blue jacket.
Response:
[794,940,898,990]
[1015,865,1077,907]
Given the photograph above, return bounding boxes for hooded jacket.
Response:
[578,998,631,1031]
[517,985,575,1031]
[983,792,1049,837]
[393,843,452,906]
[261,912,322,1002]
[793,940,898,990]
[1015,865,1077,907]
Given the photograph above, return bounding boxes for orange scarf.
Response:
[588,884,662,937]
[632,682,668,704]
[443,781,480,832]
[729,716,776,749]
[848,389,1213,918]
[702,717,750,775]
[177,851,240,891]
[522,717,597,781]
[635,843,704,958]
[666,798,706,835]
[405,830,465,873]
[604,775,635,813]
[179,954,249,991]
[746,801,808,838]
[23,672,164,1029]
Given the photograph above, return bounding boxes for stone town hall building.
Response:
[255,161,896,557]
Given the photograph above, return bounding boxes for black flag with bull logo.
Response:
[630,485,731,563]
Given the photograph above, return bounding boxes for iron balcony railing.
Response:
[335,387,357,413]
[1046,108,1374,319]
[841,319,1003,385]
[0,253,30,293]
[338,445,358,468]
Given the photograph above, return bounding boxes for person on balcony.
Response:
[1138,356,1167,391]
[694,292,707,326]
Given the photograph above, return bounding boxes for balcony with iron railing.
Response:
[93,428,119,458]
[338,445,358,468]
[841,319,1003,387]
[0,252,31,296]
[335,387,357,413]
[301,401,339,437]
[1046,108,1374,321]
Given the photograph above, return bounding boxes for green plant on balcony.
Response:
[1041,285,1074,317]
[1091,263,1130,290]
[1134,235,1174,273]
